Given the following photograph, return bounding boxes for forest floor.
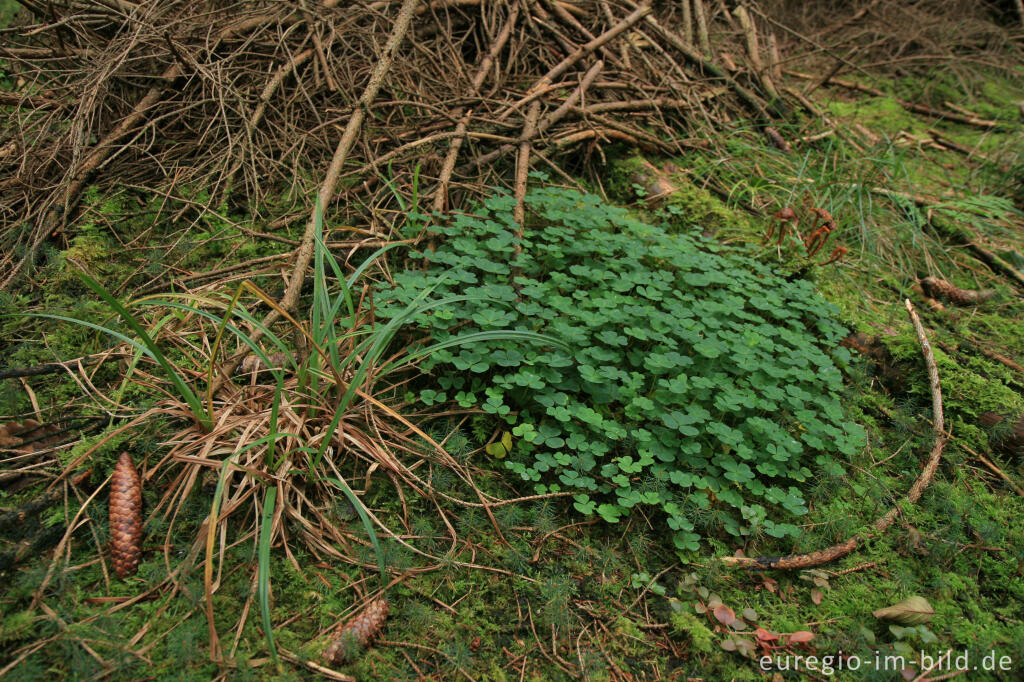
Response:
[1,2,1023,681]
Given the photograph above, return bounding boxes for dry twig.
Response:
[720,300,947,569]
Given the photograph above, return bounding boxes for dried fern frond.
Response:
[323,598,390,665]
[109,452,143,579]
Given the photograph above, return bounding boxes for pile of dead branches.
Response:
[0,0,798,288]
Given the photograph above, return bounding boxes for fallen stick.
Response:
[496,4,651,120]
[693,0,710,57]
[514,101,542,228]
[680,0,694,47]
[2,2,338,289]
[537,59,603,135]
[550,126,641,148]
[786,71,1004,129]
[732,5,778,100]
[218,47,316,205]
[959,442,1024,498]
[459,60,605,175]
[920,276,996,306]
[928,130,1009,172]
[720,300,947,570]
[865,186,1024,289]
[429,3,519,210]
[431,109,472,213]
[570,95,718,114]
[210,0,422,390]
[626,3,779,120]
[544,0,624,70]
[471,4,520,95]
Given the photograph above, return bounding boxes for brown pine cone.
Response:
[920,277,995,306]
[109,452,143,579]
[323,598,389,665]
[235,351,288,375]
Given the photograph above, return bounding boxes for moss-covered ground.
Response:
[2,65,1023,681]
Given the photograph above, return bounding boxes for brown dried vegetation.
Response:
[0,0,790,287]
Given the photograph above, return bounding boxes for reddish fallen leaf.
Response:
[901,668,918,681]
[811,588,823,605]
[755,628,779,642]
[713,604,736,626]
[788,631,815,643]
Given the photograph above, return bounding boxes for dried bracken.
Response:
[323,598,390,665]
[920,277,996,306]
[109,452,143,579]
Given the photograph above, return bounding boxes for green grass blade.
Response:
[77,274,212,430]
[139,300,296,373]
[324,475,386,588]
[258,486,279,667]
[267,379,283,468]
[21,306,211,430]
[381,329,568,376]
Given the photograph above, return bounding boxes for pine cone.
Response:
[235,352,288,375]
[109,452,143,579]
[920,277,995,306]
[323,598,389,665]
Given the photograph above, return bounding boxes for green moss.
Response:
[669,609,714,652]
[607,154,757,239]
[825,95,928,138]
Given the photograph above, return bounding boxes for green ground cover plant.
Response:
[382,184,866,551]
[2,11,1022,675]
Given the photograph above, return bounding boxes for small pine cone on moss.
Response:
[920,277,995,306]
[323,598,389,665]
[109,452,143,578]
